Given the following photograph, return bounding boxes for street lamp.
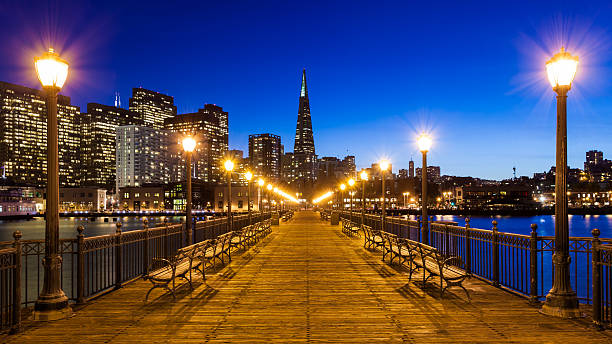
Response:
[348,178,355,221]
[379,160,389,231]
[360,170,368,226]
[418,134,432,244]
[258,178,265,213]
[541,47,580,318]
[182,136,196,245]
[34,48,71,320]
[267,184,273,213]
[273,187,279,212]
[245,171,253,225]
[224,159,234,232]
[339,183,346,212]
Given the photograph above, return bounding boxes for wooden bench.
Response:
[281,211,294,222]
[403,239,470,300]
[144,240,211,301]
[362,224,384,251]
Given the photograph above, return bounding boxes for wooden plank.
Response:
[3,211,611,343]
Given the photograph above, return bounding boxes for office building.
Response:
[0,81,81,187]
[415,166,441,183]
[249,133,282,181]
[129,88,177,129]
[292,69,317,189]
[409,160,415,178]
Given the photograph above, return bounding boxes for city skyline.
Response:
[2,1,612,180]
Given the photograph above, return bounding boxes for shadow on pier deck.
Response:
[5,211,610,343]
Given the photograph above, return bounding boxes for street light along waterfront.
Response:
[348,178,355,221]
[224,159,234,232]
[33,47,72,321]
[245,171,253,225]
[339,183,346,211]
[540,47,581,318]
[182,136,196,246]
[379,160,389,231]
[360,170,368,225]
[417,134,432,245]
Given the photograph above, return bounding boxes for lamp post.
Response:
[339,183,346,215]
[258,178,265,214]
[360,170,368,226]
[418,134,432,244]
[33,48,71,320]
[348,178,355,222]
[224,160,234,232]
[267,184,273,213]
[379,160,389,231]
[245,171,253,225]
[541,47,581,318]
[274,187,279,212]
[182,136,196,245]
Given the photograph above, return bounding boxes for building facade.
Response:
[81,103,144,189]
[128,88,177,129]
[116,125,171,190]
[0,81,81,187]
[59,187,107,212]
[292,69,317,190]
[249,133,282,181]
[119,185,164,211]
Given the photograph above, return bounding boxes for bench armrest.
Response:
[442,256,465,270]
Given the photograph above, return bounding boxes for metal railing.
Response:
[0,211,273,332]
[337,210,612,328]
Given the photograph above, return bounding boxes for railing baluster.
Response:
[76,226,85,304]
[465,218,471,275]
[115,223,122,290]
[492,220,499,286]
[592,228,602,329]
[528,224,539,304]
[11,231,22,334]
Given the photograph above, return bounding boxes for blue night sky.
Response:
[1,0,612,180]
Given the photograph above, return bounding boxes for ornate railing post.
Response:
[179,218,184,248]
[592,228,602,329]
[529,224,539,305]
[443,223,449,255]
[76,226,85,304]
[114,222,122,290]
[11,231,22,334]
[465,218,471,275]
[492,220,500,287]
[143,218,150,275]
[417,216,422,243]
[163,218,170,256]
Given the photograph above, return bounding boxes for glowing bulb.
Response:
[182,136,196,152]
[245,171,253,181]
[340,184,346,191]
[258,178,265,187]
[267,184,273,191]
[379,160,389,171]
[360,171,368,181]
[348,178,355,187]
[417,134,433,152]
[224,160,234,172]
[546,47,579,89]
[35,48,69,89]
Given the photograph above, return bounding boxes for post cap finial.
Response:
[77,225,85,234]
[13,231,22,240]
[492,220,498,230]
[116,222,122,233]
[465,217,470,224]
[143,217,149,224]
[530,223,538,232]
[592,228,601,238]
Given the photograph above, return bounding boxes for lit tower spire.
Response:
[294,68,315,155]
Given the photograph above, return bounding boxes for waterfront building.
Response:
[164,105,228,184]
[248,133,282,181]
[455,185,534,208]
[214,185,258,212]
[116,125,171,190]
[59,187,107,212]
[128,87,177,129]
[80,103,144,189]
[292,69,317,190]
[0,81,81,187]
[163,181,214,211]
[583,150,612,183]
[0,186,40,216]
[118,185,164,211]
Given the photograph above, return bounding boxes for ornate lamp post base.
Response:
[33,299,72,321]
[540,291,581,318]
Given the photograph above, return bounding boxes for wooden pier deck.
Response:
[6,211,611,343]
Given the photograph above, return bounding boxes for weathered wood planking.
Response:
[4,211,611,343]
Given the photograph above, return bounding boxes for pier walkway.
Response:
[6,211,610,343]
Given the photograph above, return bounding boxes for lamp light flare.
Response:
[546,47,579,89]
[313,191,334,204]
[258,178,265,187]
[379,160,389,171]
[417,134,433,152]
[35,48,69,89]
[224,159,234,172]
[360,170,368,181]
[245,171,253,181]
[182,136,196,152]
[348,178,355,187]
[267,184,273,191]
[340,184,346,191]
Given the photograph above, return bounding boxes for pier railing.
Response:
[338,210,612,328]
[0,211,272,332]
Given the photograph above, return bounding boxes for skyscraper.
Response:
[409,160,415,178]
[81,103,143,189]
[0,81,81,187]
[129,88,177,129]
[292,69,317,190]
[249,134,282,181]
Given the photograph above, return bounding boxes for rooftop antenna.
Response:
[513,166,516,180]
[114,92,121,108]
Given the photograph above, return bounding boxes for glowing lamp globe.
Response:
[274,187,278,193]
[224,160,234,172]
[258,178,265,187]
[340,184,346,191]
[182,137,196,152]
[245,171,253,181]
[348,178,355,187]
[35,48,69,89]
[417,134,433,152]
[546,47,579,90]
[360,171,368,181]
[379,160,389,171]
[267,184,273,191]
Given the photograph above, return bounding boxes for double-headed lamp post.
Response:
[224,160,234,232]
[418,134,432,244]
[258,178,265,213]
[339,183,346,212]
[541,47,580,318]
[348,178,355,221]
[245,171,253,225]
[379,160,389,231]
[34,48,71,320]
[360,170,368,225]
[182,137,196,245]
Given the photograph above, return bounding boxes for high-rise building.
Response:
[0,81,81,187]
[415,166,441,183]
[409,160,415,178]
[129,88,177,129]
[116,125,171,190]
[81,103,143,189]
[292,69,317,189]
[249,134,282,181]
[164,106,228,183]
[341,156,356,176]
